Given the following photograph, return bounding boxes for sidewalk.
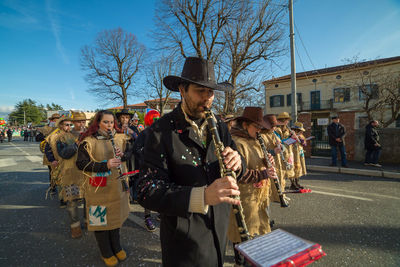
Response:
[306,156,400,179]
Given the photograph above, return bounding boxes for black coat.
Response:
[364,124,380,150]
[136,104,245,267]
[327,122,346,146]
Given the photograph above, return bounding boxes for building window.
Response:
[270,95,284,107]
[333,87,350,103]
[286,93,302,106]
[359,84,379,100]
[396,115,400,128]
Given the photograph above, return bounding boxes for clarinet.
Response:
[256,132,289,208]
[204,108,251,242]
[108,130,129,192]
[274,133,293,170]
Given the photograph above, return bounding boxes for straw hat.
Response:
[48,113,61,120]
[277,112,291,120]
[70,111,87,121]
[56,116,73,128]
[291,121,305,132]
[163,57,233,92]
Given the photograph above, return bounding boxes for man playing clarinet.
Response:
[136,57,245,267]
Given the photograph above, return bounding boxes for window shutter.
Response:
[287,94,291,106]
[270,96,273,107]
[280,95,284,107]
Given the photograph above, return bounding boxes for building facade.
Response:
[263,56,400,158]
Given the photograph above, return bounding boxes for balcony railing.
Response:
[299,99,333,111]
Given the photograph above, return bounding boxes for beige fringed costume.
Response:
[227,131,272,243]
[81,134,130,231]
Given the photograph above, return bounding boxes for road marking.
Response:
[311,190,373,201]
[25,156,42,162]
[308,185,400,200]
[9,142,43,163]
[0,205,47,209]
[0,158,17,168]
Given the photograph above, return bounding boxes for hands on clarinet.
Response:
[204,176,241,206]
[221,146,242,171]
[107,158,121,169]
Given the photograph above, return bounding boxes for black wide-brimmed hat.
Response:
[163,57,233,92]
[235,107,270,129]
[116,109,132,119]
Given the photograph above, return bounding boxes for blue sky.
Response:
[1,0,399,119]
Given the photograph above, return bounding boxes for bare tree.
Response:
[154,0,238,61]
[344,57,400,128]
[81,28,145,108]
[221,0,286,114]
[144,56,180,115]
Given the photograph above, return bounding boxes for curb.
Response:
[307,165,400,179]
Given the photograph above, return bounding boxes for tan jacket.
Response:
[292,134,307,178]
[276,126,295,179]
[261,130,285,203]
[55,131,85,201]
[39,125,57,165]
[46,130,63,185]
[82,134,129,231]
[227,134,271,243]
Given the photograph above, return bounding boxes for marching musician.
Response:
[37,113,61,195]
[136,57,245,267]
[226,107,277,266]
[52,115,85,238]
[260,114,286,204]
[290,122,307,189]
[275,112,296,193]
[76,110,131,267]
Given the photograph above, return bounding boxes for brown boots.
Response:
[71,224,82,239]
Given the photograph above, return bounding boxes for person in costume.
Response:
[275,112,296,193]
[260,114,287,208]
[290,122,307,190]
[76,110,130,267]
[223,114,236,131]
[131,109,161,232]
[136,57,245,267]
[226,107,277,266]
[37,113,61,195]
[52,115,85,238]
[129,113,141,138]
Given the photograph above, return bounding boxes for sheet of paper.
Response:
[235,229,314,267]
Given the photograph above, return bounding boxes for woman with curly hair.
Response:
[76,110,131,266]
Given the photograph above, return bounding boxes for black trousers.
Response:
[94,228,122,258]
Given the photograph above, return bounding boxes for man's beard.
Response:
[183,99,211,119]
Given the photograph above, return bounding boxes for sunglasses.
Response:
[64,123,74,127]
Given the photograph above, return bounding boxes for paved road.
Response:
[1,139,399,266]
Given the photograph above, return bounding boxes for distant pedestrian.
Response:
[7,128,12,142]
[0,129,5,143]
[364,120,382,167]
[327,116,348,167]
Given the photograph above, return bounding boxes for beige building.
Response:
[263,56,400,129]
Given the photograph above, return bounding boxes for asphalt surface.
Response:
[1,138,399,266]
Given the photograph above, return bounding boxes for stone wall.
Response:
[354,128,400,164]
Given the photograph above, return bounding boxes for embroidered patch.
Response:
[89,205,107,226]
[64,184,80,197]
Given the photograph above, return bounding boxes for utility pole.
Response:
[23,110,26,125]
[289,0,297,123]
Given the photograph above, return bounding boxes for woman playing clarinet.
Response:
[226,107,277,266]
[76,110,131,267]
